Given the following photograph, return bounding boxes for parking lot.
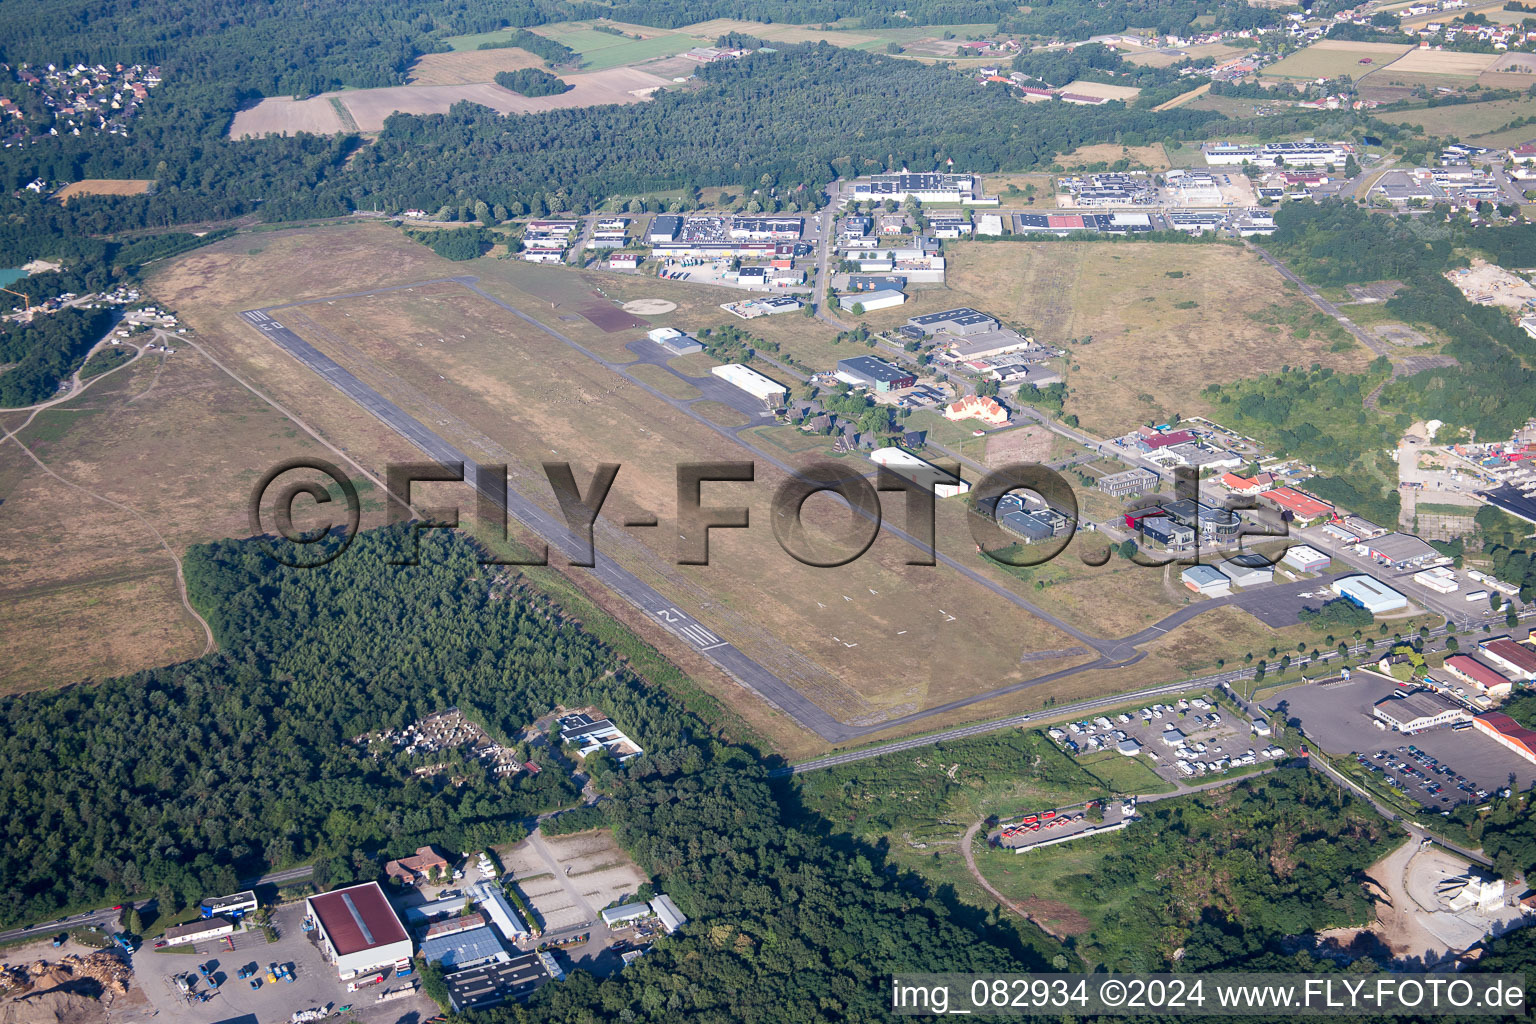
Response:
[1265,676,1536,802]
[130,905,435,1024]
[1048,695,1282,785]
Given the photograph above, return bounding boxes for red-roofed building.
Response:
[1137,429,1195,452]
[1219,472,1268,495]
[1478,637,1536,681]
[1442,654,1515,697]
[384,845,451,886]
[306,882,413,978]
[1472,712,1536,765]
[1261,486,1333,523]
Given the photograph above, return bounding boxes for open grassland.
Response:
[150,226,1208,752]
[1261,40,1415,79]
[407,47,543,85]
[1384,96,1536,137]
[54,179,153,202]
[0,342,386,694]
[864,242,1372,437]
[1055,143,1170,169]
[523,22,709,70]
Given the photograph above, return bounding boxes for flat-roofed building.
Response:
[839,288,905,312]
[444,951,564,1012]
[1331,575,1408,614]
[870,447,968,498]
[306,882,412,979]
[837,356,916,392]
[1373,690,1470,733]
[907,307,998,337]
[1220,555,1274,588]
[647,215,682,242]
[1098,467,1157,497]
[1359,532,1440,569]
[1282,544,1330,573]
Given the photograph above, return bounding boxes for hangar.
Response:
[1330,575,1408,614]
[711,363,787,405]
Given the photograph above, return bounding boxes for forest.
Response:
[1268,202,1536,442]
[494,68,571,96]
[0,305,115,406]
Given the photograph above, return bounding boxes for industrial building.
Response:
[1330,575,1408,614]
[651,894,687,934]
[849,172,986,204]
[846,274,906,292]
[710,363,787,405]
[1000,508,1066,543]
[1357,532,1441,570]
[647,215,682,242]
[419,913,508,970]
[164,916,236,947]
[1372,690,1470,734]
[1261,487,1334,524]
[558,711,644,762]
[646,327,703,355]
[1219,555,1274,588]
[839,288,906,312]
[1478,637,1536,681]
[1097,467,1157,497]
[471,880,530,943]
[1282,545,1330,573]
[1443,654,1516,698]
[306,882,413,980]
[836,356,916,392]
[1162,498,1241,538]
[444,951,564,1012]
[1472,713,1536,765]
[907,307,999,337]
[730,216,802,240]
[1182,564,1231,596]
[869,447,968,498]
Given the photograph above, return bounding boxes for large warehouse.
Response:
[1331,575,1408,614]
[869,447,968,498]
[306,882,413,979]
[837,356,916,392]
[710,363,787,405]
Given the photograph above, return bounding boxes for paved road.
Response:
[240,299,856,742]
[239,864,315,888]
[243,276,1513,748]
[0,900,144,946]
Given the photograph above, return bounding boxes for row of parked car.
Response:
[1357,746,1488,805]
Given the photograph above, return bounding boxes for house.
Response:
[1219,471,1270,495]
[385,845,452,886]
[943,394,1008,427]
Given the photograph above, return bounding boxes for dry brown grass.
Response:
[54,179,153,202]
[888,242,1373,437]
[1381,47,1500,78]
[1056,143,1170,170]
[407,48,544,85]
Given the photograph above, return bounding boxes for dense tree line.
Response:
[996,0,1279,40]
[477,30,578,66]
[0,305,114,406]
[1269,202,1536,442]
[494,68,572,96]
[405,226,496,260]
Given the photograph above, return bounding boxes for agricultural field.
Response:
[407,47,544,86]
[230,68,669,136]
[54,179,154,202]
[1379,47,1502,80]
[1059,80,1142,102]
[1261,39,1416,80]
[1384,96,1536,137]
[527,24,708,71]
[867,242,1372,437]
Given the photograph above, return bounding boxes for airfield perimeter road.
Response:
[240,276,1488,747]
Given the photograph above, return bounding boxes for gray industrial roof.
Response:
[421,924,505,969]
